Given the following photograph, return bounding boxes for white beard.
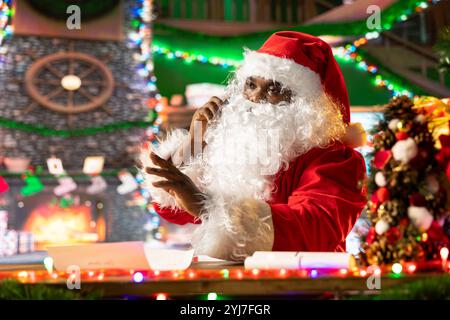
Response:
[197,88,346,203]
[141,75,347,260]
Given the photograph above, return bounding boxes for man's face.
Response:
[243,76,292,105]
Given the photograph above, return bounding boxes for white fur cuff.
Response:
[140,129,190,208]
[192,197,274,261]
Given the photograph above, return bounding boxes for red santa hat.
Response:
[237,31,351,124]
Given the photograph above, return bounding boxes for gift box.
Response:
[18,231,35,254]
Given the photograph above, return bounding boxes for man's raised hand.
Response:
[146,152,205,217]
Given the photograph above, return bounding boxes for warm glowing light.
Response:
[339,268,348,276]
[440,247,449,261]
[279,269,287,277]
[61,75,82,91]
[18,271,28,278]
[251,269,260,276]
[220,269,229,279]
[207,292,218,300]
[88,271,95,277]
[187,270,196,279]
[407,264,417,273]
[360,270,367,277]
[23,204,98,250]
[83,156,105,175]
[236,270,244,279]
[153,270,160,277]
[392,263,403,274]
[133,272,144,283]
[97,273,104,281]
[43,257,54,273]
[156,293,167,300]
[422,233,428,242]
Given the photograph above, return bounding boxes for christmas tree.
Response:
[361,96,449,266]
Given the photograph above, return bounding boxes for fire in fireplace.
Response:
[13,191,107,250]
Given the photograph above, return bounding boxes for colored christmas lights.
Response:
[333,46,415,98]
[158,1,440,39]
[150,1,440,98]
[1,258,447,287]
[0,0,13,45]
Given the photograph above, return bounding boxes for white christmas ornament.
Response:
[392,137,418,164]
[375,219,390,235]
[408,206,434,231]
[425,175,440,194]
[87,176,107,195]
[414,114,426,124]
[388,118,400,131]
[117,170,139,194]
[375,171,387,187]
[54,176,77,196]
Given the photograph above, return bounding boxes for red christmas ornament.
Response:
[427,221,449,245]
[395,131,409,140]
[386,227,401,244]
[399,218,409,227]
[0,176,8,193]
[376,187,390,203]
[366,227,376,245]
[373,150,392,169]
[409,192,427,207]
[370,193,380,211]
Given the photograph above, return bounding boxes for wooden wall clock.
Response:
[24,44,115,116]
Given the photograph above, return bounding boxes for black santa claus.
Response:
[141,31,367,261]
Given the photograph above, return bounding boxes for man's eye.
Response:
[247,82,256,89]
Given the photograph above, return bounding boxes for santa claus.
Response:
[141,31,367,261]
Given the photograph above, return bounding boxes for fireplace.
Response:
[12,191,108,250]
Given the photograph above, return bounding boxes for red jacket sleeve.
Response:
[152,202,201,225]
[269,143,367,252]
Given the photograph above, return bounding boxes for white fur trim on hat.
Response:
[236,50,323,99]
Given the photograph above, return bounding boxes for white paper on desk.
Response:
[47,241,194,271]
[244,251,353,270]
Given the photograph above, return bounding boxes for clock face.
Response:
[24,51,115,114]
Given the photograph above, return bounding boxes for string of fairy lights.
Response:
[151,0,441,98]
[0,0,12,45]
[0,247,447,299]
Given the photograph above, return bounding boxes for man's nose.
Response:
[248,89,266,103]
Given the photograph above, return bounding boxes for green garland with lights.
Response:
[151,1,439,98]
[0,117,155,138]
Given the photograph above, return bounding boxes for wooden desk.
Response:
[0,263,444,299]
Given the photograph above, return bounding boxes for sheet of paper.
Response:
[47,241,194,271]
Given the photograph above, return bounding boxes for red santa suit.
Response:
[141,31,367,261]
